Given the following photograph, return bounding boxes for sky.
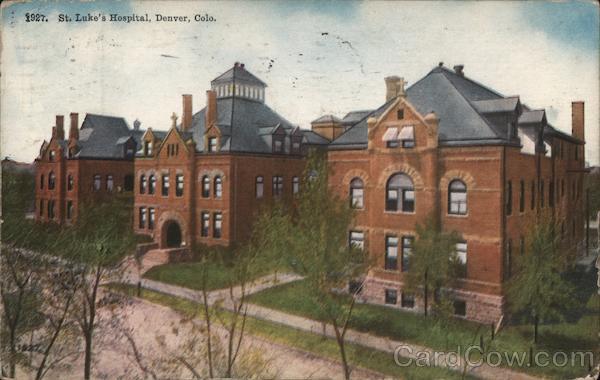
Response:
[1,0,599,165]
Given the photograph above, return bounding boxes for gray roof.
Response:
[211,65,267,87]
[302,130,331,145]
[329,65,574,149]
[311,115,342,124]
[519,110,546,124]
[472,97,520,114]
[71,114,143,159]
[189,97,297,153]
[341,110,372,125]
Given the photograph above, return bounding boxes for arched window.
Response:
[448,180,467,215]
[385,173,414,212]
[140,175,147,194]
[148,175,156,195]
[67,174,74,191]
[349,178,364,209]
[202,175,210,198]
[106,175,114,191]
[255,176,264,198]
[48,172,56,190]
[214,176,222,198]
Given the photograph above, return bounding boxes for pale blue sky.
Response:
[1,0,598,164]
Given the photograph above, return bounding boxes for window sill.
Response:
[384,211,415,215]
[447,213,468,218]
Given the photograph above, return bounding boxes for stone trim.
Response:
[377,163,424,189]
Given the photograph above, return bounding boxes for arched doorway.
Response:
[166,221,182,248]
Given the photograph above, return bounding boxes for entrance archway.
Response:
[165,221,182,248]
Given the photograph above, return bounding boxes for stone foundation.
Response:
[359,276,504,324]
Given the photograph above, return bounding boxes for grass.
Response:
[107,283,477,380]
[143,258,279,291]
[247,270,599,379]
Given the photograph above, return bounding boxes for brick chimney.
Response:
[69,113,79,141]
[385,76,406,102]
[55,115,65,140]
[205,90,217,127]
[571,101,584,141]
[453,65,464,77]
[182,94,193,131]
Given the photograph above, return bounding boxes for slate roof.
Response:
[330,65,580,149]
[341,110,373,126]
[312,115,342,124]
[211,65,267,87]
[302,130,331,145]
[189,97,298,153]
[519,110,546,124]
[68,114,143,159]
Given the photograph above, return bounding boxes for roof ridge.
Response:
[330,97,396,144]
[438,66,505,99]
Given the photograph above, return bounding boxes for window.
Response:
[93,175,101,191]
[292,141,301,153]
[208,137,217,153]
[401,293,415,308]
[401,236,413,272]
[292,176,300,195]
[214,176,222,198]
[456,242,467,278]
[519,236,525,256]
[148,175,156,195]
[48,150,55,161]
[402,139,415,148]
[255,176,264,198]
[272,176,283,197]
[144,140,153,156]
[531,180,535,210]
[561,179,565,198]
[139,207,146,229]
[213,212,222,238]
[162,174,170,196]
[549,180,554,207]
[106,175,114,191]
[47,200,55,219]
[274,139,283,153]
[202,176,210,198]
[519,180,525,212]
[448,180,467,215]
[176,174,184,197]
[48,172,56,190]
[39,199,44,216]
[386,173,414,212]
[540,180,544,208]
[201,212,210,237]
[385,236,398,270]
[504,239,512,280]
[397,109,404,120]
[349,178,364,209]
[505,180,512,215]
[349,231,364,251]
[140,175,147,194]
[385,289,397,305]
[148,208,155,230]
[40,174,44,190]
[66,201,73,220]
[453,300,466,317]
[67,174,74,191]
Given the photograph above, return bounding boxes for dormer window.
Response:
[49,150,55,161]
[274,139,283,153]
[208,137,218,153]
[292,140,301,154]
[397,109,404,120]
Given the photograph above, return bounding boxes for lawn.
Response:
[143,258,281,291]
[247,268,599,379]
[107,283,476,380]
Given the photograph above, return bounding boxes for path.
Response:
[118,256,541,380]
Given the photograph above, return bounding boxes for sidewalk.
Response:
[117,258,541,380]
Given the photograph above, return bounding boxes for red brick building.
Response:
[133,63,327,249]
[34,113,143,224]
[322,63,586,323]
